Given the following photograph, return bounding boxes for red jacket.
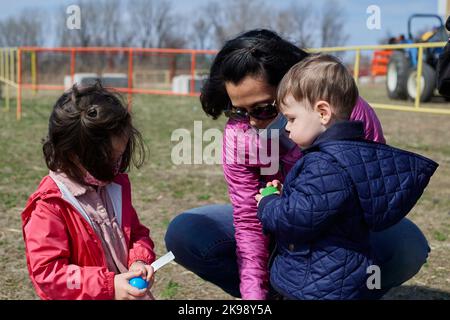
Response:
[21,173,155,300]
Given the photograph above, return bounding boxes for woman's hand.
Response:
[114,270,148,300]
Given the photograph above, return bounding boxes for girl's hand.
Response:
[135,290,156,300]
[129,261,155,286]
[114,270,148,300]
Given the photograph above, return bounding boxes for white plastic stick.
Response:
[150,251,175,272]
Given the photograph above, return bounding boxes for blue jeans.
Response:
[164,204,430,299]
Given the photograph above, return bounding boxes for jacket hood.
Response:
[319,141,438,231]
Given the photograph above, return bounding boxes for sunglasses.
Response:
[224,100,278,121]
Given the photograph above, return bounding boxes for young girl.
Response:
[21,83,156,300]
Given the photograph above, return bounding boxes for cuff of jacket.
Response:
[104,271,116,299]
[257,194,279,220]
[128,254,154,268]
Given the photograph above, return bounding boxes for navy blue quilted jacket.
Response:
[257,121,438,300]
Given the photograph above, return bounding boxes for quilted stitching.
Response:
[320,141,438,231]
[259,140,438,299]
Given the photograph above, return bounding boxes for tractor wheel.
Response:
[406,63,436,102]
[386,51,409,100]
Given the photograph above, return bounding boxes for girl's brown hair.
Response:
[42,82,146,184]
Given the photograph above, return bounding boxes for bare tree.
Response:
[201,1,227,46]
[275,2,316,48]
[57,1,100,47]
[98,0,125,46]
[0,0,352,51]
[55,0,186,48]
[128,0,186,48]
[191,17,212,50]
[195,0,349,50]
[200,0,273,47]
[56,0,132,47]
[161,24,187,48]
[128,0,155,48]
[223,0,273,37]
[0,8,45,46]
[319,0,349,48]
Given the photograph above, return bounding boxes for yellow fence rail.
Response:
[0,48,19,117]
[309,42,450,115]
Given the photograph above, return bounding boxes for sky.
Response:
[0,0,446,48]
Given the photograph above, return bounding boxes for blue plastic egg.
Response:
[129,277,148,289]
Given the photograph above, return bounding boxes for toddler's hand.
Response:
[255,180,283,206]
[267,180,283,193]
[255,193,264,205]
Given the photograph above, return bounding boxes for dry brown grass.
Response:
[0,86,448,299]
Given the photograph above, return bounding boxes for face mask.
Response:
[259,113,296,151]
[83,155,122,187]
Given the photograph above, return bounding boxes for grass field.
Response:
[0,84,449,299]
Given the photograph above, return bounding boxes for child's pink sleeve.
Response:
[350,97,386,144]
[118,174,156,267]
[127,205,156,268]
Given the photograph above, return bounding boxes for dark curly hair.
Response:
[42,81,146,184]
[200,29,309,119]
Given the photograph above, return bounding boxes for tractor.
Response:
[386,14,449,102]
